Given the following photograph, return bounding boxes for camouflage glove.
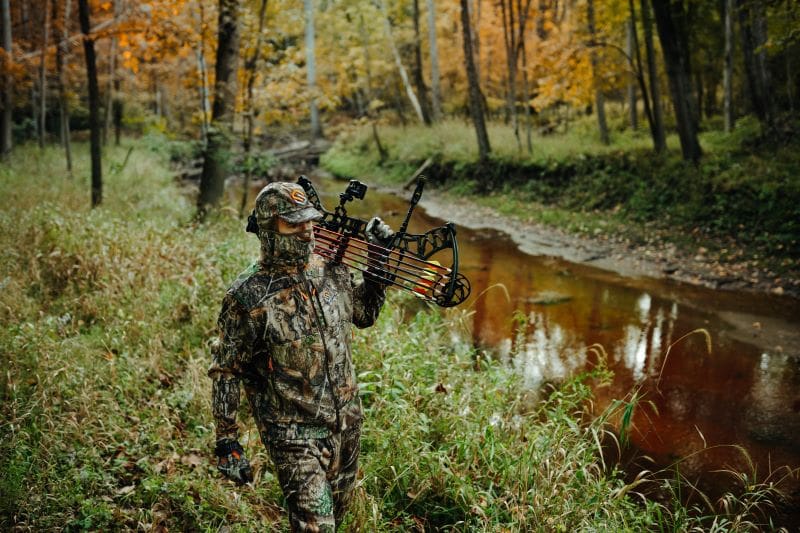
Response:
[365,217,394,286]
[214,438,253,485]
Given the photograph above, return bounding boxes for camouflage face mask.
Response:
[260,231,314,268]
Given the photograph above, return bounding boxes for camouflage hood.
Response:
[253,182,323,270]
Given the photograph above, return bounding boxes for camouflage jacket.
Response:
[208,254,386,442]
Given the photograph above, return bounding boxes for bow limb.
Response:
[392,223,471,307]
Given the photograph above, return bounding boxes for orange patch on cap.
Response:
[289,189,307,204]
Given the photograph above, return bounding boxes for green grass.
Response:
[0,139,787,530]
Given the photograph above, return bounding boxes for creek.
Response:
[244,175,800,523]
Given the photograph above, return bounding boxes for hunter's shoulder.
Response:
[226,263,288,310]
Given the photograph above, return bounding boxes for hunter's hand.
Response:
[214,438,253,485]
[365,217,394,285]
[366,216,394,247]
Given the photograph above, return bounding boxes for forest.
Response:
[2,0,800,530]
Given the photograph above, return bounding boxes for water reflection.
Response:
[502,312,584,389]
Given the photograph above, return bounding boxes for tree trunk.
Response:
[359,14,373,105]
[628,0,657,149]
[587,0,609,144]
[195,0,211,146]
[412,0,431,124]
[359,14,387,162]
[738,0,773,129]
[460,0,491,162]
[694,68,703,121]
[467,0,481,86]
[104,0,121,145]
[196,47,210,144]
[641,0,665,153]
[788,45,796,114]
[391,78,408,125]
[22,1,39,149]
[380,0,425,123]
[78,0,103,206]
[0,0,13,158]
[304,0,322,138]
[240,0,267,218]
[651,0,702,163]
[521,37,533,153]
[113,83,122,146]
[500,0,520,148]
[55,0,72,173]
[626,14,638,130]
[39,0,51,149]
[103,42,116,144]
[197,0,240,217]
[426,0,442,121]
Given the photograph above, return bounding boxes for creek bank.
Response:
[419,187,800,298]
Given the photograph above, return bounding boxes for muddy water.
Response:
[247,177,800,521]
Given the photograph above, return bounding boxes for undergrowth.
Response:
[0,139,788,530]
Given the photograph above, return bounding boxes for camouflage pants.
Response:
[266,424,361,532]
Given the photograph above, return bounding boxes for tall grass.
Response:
[0,139,787,530]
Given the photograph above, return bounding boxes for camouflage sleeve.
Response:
[208,295,254,442]
[351,274,386,329]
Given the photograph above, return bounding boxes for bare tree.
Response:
[379,0,425,123]
[628,0,657,152]
[54,0,72,172]
[194,0,211,146]
[651,0,702,163]
[103,0,121,145]
[426,0,442,121]
[499,0,519,146]
[240,0,268,217]
[587,0,609,144]
[78,0,103,206]
[23,2,39,149]
[359,13,388,163]
[519,6,533,154]
[460,0,491,162]
[412,0,431,124]
[197,0,240,217]
[304,0,322,138]
[500,0,534,150]
[39,0,51,149]
[738,0,773,129]
[723,0,734,132]
[1,0,12,158]
[626,14,638,130]
[641,0,665,153]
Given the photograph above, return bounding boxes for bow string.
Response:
[297,175,471,308]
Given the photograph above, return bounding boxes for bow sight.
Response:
[297,175,471,308]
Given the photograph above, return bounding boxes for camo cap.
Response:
[254,182,323,226]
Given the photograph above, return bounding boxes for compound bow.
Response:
[297,175,471,308]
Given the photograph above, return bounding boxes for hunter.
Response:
[208,181,392,531]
